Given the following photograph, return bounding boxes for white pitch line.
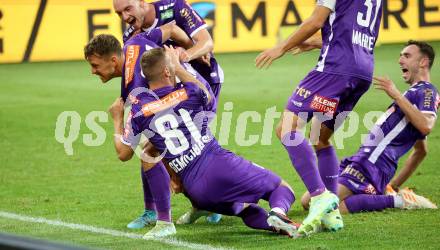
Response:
[0,211,232,250]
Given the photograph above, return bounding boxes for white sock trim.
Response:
[394,195,404,208]
[271,207,286,215]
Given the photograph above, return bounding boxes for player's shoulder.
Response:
[129,90,158,117]
[153,0,180,9]
[410,81,438,95]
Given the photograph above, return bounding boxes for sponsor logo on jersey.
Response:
[125,45,140,86]
[161,9,174,19]
[423,88,433,109]
[180,8,196,29]
[310,94,339,114]
[142,89,188,117]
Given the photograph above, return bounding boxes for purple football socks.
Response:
[344,194,394,213]
[316,146,339,194]
[144,162,171,222]
[281,131,326,196]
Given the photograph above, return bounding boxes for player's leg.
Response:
[135,143,175,238]
[276,111,338,236]
[127,141,162,229]
[141,162,176,239]
[338,162,395,213]
[265,180,301,237]
[311,123,343,232]
[126,165,157,229]
[313,123,338,194]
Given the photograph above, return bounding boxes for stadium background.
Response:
[1,0,440,62]
[1,0,440,249]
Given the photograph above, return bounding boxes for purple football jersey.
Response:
[121,28,213,106]
[120,29,162,102]
[123,0,224,86]
[316,0,383,81]
[347,82,439,175]
[122,82,217,180]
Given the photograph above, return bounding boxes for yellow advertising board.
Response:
[0,0,439,63]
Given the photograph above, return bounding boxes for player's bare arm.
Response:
[165,45,212,103]
[389,140,428,190]
[160,22,194,49]
[255,5,331,69]
[108,97,134,161]
[290,32,323,55]
[373,76,437,135]
[183,29,214,62]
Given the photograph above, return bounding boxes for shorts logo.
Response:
[292,100,303,107]
[125,45,140,87]
[341,164,366,183]
[142,89,188,117]
[310,94,338,114]
[364,184,377,195]
[295,87,311,99]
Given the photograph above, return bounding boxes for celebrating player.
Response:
[113,0,223,100]
[255,0,383,236]
[113,0,223,225]
[108,46,300,238]
[303,41,438,213]
[84,24,214,237]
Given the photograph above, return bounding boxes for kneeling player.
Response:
[301,41,438,213]
[108,46,300,237]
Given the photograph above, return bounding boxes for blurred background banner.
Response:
[1,0,439,63]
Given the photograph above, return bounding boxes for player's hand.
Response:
[373,76,402,100]
[198,53,211,67]
[164,45,182,69]
[108,97,124,121]
[255,46,285,69]
[176,47,190,62]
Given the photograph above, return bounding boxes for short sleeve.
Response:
[139,28,163,45]
[413,86,439,117]
[317,0,336,12]
[121,111,142,147]
[123,26,137,44]
[175,0,207,37]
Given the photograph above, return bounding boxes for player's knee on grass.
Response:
[301,191,311,210]
[337,183,354,201]
[339,201,350,214]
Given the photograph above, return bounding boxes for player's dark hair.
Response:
[407,40,435,69]
[140,48,167,81]
[84,34,122,59]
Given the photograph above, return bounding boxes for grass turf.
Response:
[0,42,440,249]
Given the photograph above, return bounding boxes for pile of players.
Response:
[84,0,438,239]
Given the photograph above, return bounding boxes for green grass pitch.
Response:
[0,42,440,249]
